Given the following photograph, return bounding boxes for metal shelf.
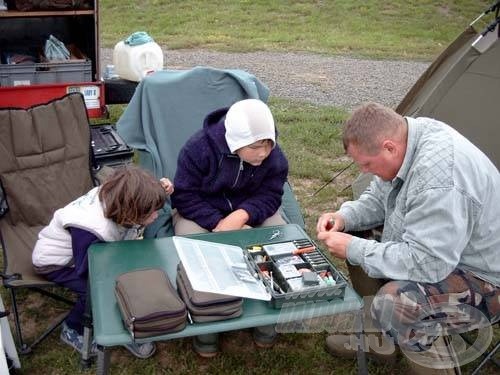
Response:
[0,10,94,18]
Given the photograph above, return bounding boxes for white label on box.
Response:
[13,80,31,86]
[67,85,100,109]
[263,242,296,256]
[278,264,301,279]
[85,99,100,108]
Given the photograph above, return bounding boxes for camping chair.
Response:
[459,321,500,374]
[0,93,96,354]
[116,66,305,236]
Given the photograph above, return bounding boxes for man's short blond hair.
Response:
[343,102,405,154]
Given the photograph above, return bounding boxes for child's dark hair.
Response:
[98,165,167,227]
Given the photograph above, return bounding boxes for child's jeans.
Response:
[44,267,87,334]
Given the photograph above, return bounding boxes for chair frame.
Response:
[460,322,500,375]
[0,93,97,355]
[0,244,75,354]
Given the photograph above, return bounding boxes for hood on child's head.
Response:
[224,99,276,153]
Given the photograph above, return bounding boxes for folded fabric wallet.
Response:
[176,262,243,323]
[115,268,187,338]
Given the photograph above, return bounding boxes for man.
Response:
[316,102,500,373]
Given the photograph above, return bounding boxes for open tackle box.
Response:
[174,225,349,309]
[243,236,348,308]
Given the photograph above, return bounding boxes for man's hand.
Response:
[213,209,250,232]
[316,212,345,233]
[160,177,174,195]
[316,231,352,260]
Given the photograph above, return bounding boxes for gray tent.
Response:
[396,4,500,170]
[351,5,500,197]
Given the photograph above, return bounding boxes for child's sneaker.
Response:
[60,322,97,357]
[123,342,156,359]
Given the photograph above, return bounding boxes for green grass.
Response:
[100,0,490,60]
[270,98,358,234]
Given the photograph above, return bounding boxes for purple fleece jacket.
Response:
[171,107,289,231]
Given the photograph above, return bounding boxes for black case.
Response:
[103,78,138,104]
[90,124,134,167]
[244,238,348,308]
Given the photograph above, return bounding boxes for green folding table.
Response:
[87,224,366,374]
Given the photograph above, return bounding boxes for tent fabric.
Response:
[117,66,305,237]
[353,20,499,197]
[396,25,500,170]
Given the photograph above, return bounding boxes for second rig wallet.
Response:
[115,268,187,338]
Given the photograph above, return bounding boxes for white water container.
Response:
[113,40,164,82]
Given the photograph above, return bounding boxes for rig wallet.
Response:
[176,262,243,323]
[115,268,187,338]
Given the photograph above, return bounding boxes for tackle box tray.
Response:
[244,238,348,308]
[90,124,134,167]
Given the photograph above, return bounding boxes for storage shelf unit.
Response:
[0,1,99,82]
[0,1,104,117]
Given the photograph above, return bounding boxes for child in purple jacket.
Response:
[171,99,288,356]
[172,98,288,234]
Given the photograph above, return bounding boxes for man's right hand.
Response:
[316,212,345,234]
[317,230,352,260]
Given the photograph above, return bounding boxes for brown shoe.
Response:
[326,333,398,366]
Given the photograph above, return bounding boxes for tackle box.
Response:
[173,227,348,309]
[90,124,134,167]
[243,238,348,308]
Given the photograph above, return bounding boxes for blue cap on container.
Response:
[125,32,154,46]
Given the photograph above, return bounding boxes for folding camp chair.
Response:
[459,321,500,374]
[116,67,305,235]
[0,93,96,354]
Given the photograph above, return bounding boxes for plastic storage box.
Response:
[0,60,92,87]
[173,231,348,309]
[244,238,348,308]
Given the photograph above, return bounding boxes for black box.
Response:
[90,124,134,167]
[103,78,138,104]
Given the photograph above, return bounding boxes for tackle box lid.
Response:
[173,236,271,301]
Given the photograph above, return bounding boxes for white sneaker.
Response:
[60,322,98,357]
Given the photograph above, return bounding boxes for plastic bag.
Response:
[124,31,154,46]
[44,34,70,61]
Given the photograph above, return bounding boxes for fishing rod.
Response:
[311,162,354,196]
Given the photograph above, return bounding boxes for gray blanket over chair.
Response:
[116,66,269,180]
[116,66,304,237]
